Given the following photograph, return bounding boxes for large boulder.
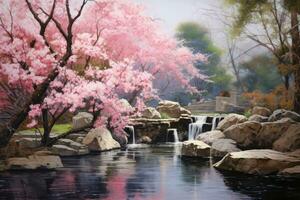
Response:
[211,139,241,158]
[142,107,161,119]
[251,106,271,117]
[223,121,262,149]
[269,109,300,122]
[214,149,300,175]
[248,114,268,123]
[82,127,120,152]
[5,151,63,170]
[279,166,300,177]
[181,140,210,158]
[72,112,93,130]
[273,123,300,152]
[196,130,225,145]
[217,114,247,131]
[157,100,191,118]
[256,118,294,149]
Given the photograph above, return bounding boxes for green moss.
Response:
[244,109,252,118]
[160,112,171,119]
[51,124,72,134]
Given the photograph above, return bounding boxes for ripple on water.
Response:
[0,145,299,200]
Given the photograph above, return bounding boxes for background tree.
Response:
[226,0,300,112]
[239,54,282,92]
[176,22,233,101]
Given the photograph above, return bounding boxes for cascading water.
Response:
[126,126,136,144]
[211,116,218,130]
[167,128,179,143]
[188,116,207,140]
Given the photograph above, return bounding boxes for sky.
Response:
[133,0,262,63]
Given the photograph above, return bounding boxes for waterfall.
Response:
[188,116,207,140]
[211,116,218,130]
[167,128,179,143]
[126,126,136,144]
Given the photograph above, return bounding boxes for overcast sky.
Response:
[134,0,262,63]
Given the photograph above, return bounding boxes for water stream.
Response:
[0,146,299,200]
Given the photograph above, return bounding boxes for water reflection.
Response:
[0,146,299,200]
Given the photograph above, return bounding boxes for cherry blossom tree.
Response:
[0,0,206,147]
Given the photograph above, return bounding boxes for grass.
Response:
[19,123,72,135]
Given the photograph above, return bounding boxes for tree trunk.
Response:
[291,10,300,113]
[41,109,50,146]
[0,69,59,148]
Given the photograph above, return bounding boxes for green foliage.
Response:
[243,109,252,118]
[176,22,233,99]
[225,0,270,36]
[160,112,171,119]
[239,54,282,92]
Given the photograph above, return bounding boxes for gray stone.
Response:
[279,165,300,177]
[142,107,161,119]
[269,109,300,122]
[5,154,63,170]
[214,149,300,175]
[72,112,93,130]
[196,130,225,145]
[157,100,191,118]
[217,114,248,131]
[251,106,271,117]
[181,140,210,158]
[211,139,241,158]
[257,118,294,149]
[82,128,121,152]
[223,121,262,149]
[248,114,269,122]
[50,145,78,156]
[273,123,300,152]
[19,138,41,149]
[137,136,152,144]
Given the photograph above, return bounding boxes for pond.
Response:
[0,145,299,200]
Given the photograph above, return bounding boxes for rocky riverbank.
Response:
[182,107,300,177]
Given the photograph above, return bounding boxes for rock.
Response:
[196,130,225,145]
[217,114,248,131]
[211,139,241,158]
[19,138,41,149]
[222,102,245,114]
[181,140,210,157]
[72,112,93,130]
[142,107,161,119]
[273,123,300,152]
[223,121,262,149]
[248,114,269,122]
[65,133,87,141]
[269,109,300,122]
[50,145,79,156]
[251,106,271,117]
[82,127,121,151]
[137,136,152,144]
[279,166,300,177]
[57,139,87,150]
[5,155,63,170]
[214,149,300,175]
[157,100,191,118]
[257,118,294,149]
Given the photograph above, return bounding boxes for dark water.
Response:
[0,145,300,200]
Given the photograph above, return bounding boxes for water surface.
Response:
[0,145,299,200]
